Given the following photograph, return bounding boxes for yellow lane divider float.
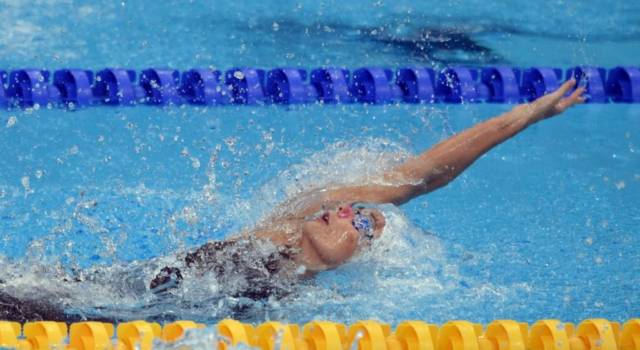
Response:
[0,318,637,350]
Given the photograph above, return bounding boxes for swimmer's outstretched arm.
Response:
[315,79,586,207]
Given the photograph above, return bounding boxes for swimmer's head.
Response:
[303,202,386,249]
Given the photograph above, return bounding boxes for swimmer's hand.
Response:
[522,79,586,124]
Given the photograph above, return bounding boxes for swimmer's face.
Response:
[302,203,386,248]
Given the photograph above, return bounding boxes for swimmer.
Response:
[149,80,586,299]
[0,80,585,321]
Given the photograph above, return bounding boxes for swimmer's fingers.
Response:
[530,79,575,112]
[554,79,578,99]
[557,86,587,112]
[530,80,583,120]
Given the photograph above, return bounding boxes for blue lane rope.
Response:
[0,66,638,109]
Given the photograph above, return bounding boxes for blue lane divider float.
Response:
[93,69,142,105]
[396,67,437,103]
[436,67,483,103]
[265,68,317,104]
[566,67,607,103]
[1,66,639,109]
[350,67,403,104]
[140,69,181,105]
[480,67,521,103]
[225,68,267,104]
[53,69,95,107]
[606,66,640,103]
[310,68,352,103]
[520,67,563,102]
[180,69,229,105]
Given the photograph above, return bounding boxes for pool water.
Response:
[0,0,639,325]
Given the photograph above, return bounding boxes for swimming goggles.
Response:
[352,206,375,240]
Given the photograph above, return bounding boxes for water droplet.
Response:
[191,157,201,169]
[5,116,17,128]
[21,176,33,197]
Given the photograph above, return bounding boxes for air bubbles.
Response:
[272,21,280,32]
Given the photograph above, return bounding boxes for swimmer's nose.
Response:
[337,205,353,219]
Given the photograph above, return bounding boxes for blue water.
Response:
[0,0,639,325]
